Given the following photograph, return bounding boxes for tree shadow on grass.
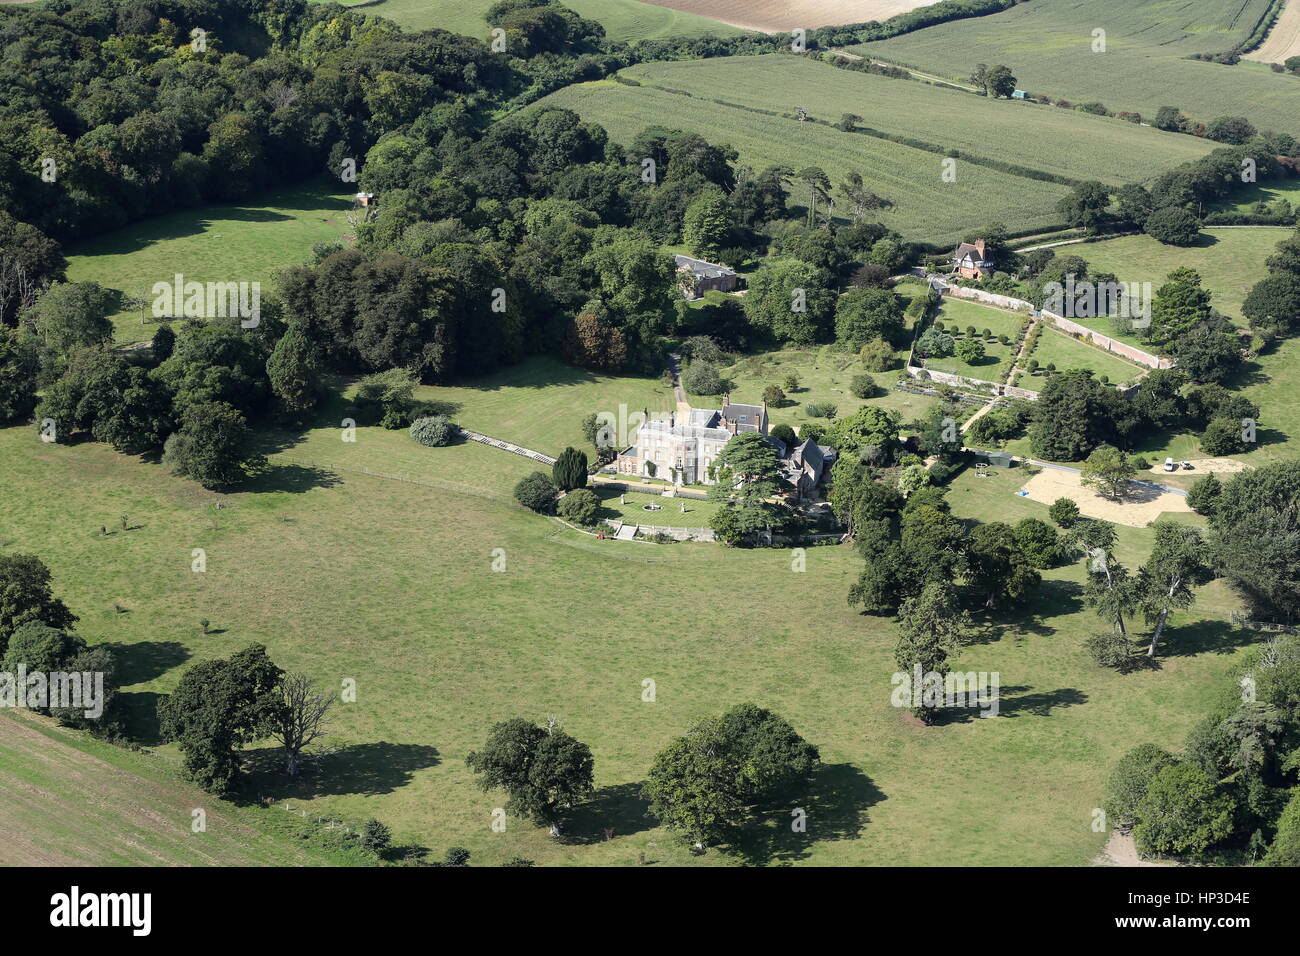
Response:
[992,685,1088,718]
[1159,618,1261,658]
[726,763,884,866]
[245,462,343,494]
[110,640,191,685]
[561,782,657,845]
[243,741,442,799]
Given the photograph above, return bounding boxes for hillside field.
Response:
[305,0,750,41]
[530,80,1074,244]
[0,384,1259,866]
[856,0,1300,136]
[619,55,1216,186]
[64,180,352,346]
[0,710,360,866]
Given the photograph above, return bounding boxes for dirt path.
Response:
[1245,0,1300,63]
[1092,829,1176,867]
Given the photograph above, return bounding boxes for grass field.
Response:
[64,180,351,345]
[636,0,932,32]
[0,710,359,865]
[1071,227,1291,324]
[712,346,941,431]
[531,80,1074,244]
[1245,0,1300,63]
[308,0,749,41]
[1024,328,1144,387]
[1208,176,1300,215]
[619,55,1216,186]
[856,0,1300,136]
[0,386,1262,865]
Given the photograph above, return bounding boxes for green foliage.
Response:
[1185,473,1222,516]
[895,581,973,722]
[266,324,324,419]
[1205,463,1300,620]
[557,487,600,526]
[359,819,392,855]
[552,446,589,491]
[642,703,819,848]
[1132,762,1237,858]
[682,361,722,396]
[1048,497,1080,527]
[1143,206,1201,246]
[834,286,905,349]
[513,471,558,513]
[859,338,894,372]
[954,339,985,364]
[1103,744,1176,830]
[1264,789,1300,866]
[1080,445,1136,501]
[0,330,36,423]
[1012,517,1059,569]
[742,259,836,345]
[804,401,837,419]
[409,415,456,447]
[162,401,266,490]
[466,718,595,829]
[158,645,285,795]
[849,374,875,399]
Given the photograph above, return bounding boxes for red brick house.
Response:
[953,239,995,280]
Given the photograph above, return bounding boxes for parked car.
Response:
[1182,461,1194,470]
[1164,457,1176,472]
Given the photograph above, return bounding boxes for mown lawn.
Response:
[0,376,1263,865]
[64,179,352,345]
[1024,328,1144,386]
[0,710,361,866]
[924,298,1029,384]
[594,487,721,528]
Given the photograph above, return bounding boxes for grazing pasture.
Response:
[307,0,749,41]
[0,389,1258,865]
[857,0,1300,136]
[64,180,352,346]
[637,0,934,32]
[619,55,1216,185]
[1071,227,1291,323]
[530,80,1074,244]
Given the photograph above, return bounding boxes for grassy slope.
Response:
[0,710,360,866]
[0,402,1258,866]
[531,80,1073,245]
[856,0,1300,136]
[64,179,352,346]
[620,55,1216,186]
[306,0,749,42]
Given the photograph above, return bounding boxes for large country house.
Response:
[674,254,741,299]
[615,396,835,498]
[952,239,995,280]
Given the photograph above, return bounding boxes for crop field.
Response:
[531,80,1074,244]
[64,180,352,346]
[1245,0,1300,63]
[306,0,749,42]
[619,56,1216,186]
[0,711,358,866]
[0,385,1260,866]
[856,0,1300,136]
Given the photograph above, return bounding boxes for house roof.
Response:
[721,403,764,430]
[953,241,993,264]
[674,254,736,279]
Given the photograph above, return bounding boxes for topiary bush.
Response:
[849,374,875,398]
[409,415,456,447]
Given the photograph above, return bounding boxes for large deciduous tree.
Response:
[466,717,594,835]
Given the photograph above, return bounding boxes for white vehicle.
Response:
[1164,457,1176,472]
